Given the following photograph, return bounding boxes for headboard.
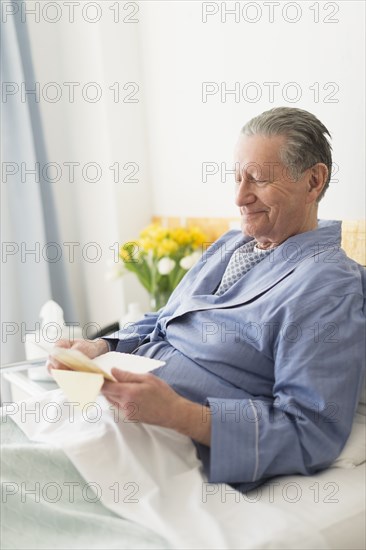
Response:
[152,217,366,266]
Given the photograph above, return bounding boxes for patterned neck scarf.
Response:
[214,240,272,296]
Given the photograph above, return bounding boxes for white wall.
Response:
[138,1,365,220]
[27,6,153,326]
[24,0,365,328]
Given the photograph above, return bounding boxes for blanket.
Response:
[1,391,329,549]
[1,412,169,549]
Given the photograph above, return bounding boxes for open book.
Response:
[48,347,165,408]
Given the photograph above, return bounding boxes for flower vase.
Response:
[149,290,171,312]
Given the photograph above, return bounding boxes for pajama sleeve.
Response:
[102,311,160,353]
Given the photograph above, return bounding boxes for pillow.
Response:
[332,412,366,468]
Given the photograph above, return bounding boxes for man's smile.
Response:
[241,209,268,217]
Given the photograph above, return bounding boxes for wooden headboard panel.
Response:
[341,220,366,266]
[152,217,366,266]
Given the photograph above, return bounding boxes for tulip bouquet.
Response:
[117,224,208,311]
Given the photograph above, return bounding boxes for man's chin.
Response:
[241,219,257,238]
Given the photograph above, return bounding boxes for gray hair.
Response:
[241,107,332,201]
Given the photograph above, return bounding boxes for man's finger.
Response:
[46,360,53,374]
[54,339,72,349]
[102,381,140,396]
[47,339,72,372]
[110,368,147,383]
[47,357,72,372]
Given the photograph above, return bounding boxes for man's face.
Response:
[234,134,315,247]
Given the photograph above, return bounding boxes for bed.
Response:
[1,219,365,549]
[1,398,365,550]
[1,391,365,550]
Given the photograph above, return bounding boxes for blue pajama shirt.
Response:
[104,220,366,492]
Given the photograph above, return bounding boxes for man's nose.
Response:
[235,179,256,206]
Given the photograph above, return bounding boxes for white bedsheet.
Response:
[8,390,364,550]
[248,463,365,550]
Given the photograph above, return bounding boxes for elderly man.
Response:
[50,107,365,493]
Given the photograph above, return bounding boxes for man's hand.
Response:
[102,368,212,446]
[47,338,109,372]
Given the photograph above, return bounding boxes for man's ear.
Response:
[306,163,328,202]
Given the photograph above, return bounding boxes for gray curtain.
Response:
[1,15,75,363]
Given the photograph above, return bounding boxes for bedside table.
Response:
[1,366,58,403]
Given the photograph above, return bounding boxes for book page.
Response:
[49,348,165,381]
[49,349,166,407]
